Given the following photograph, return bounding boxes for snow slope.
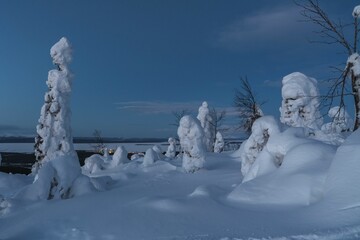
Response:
[0,133,360,240]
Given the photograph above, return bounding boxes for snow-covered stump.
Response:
[214,132,225,153]
[279,72,323,131]
[197,101,215,152]
[24,37,95,200]
[178,115,206,173]
[165,137,176,158]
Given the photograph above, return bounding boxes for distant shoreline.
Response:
[0,137,168,144]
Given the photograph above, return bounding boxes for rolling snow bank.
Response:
[229,119,336,206]
[324,129,360,209]
[16,153,95,200]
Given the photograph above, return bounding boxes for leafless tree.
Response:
[295,0,360,130]
[234,77,265,134]
[92,129,106,153]
[209,107,227,135]
[171,109,192,127]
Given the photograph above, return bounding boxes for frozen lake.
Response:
[0,142,169,153]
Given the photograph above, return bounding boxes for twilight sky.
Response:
[0,0,358,138]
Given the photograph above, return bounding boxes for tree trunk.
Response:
[351,71,360,130]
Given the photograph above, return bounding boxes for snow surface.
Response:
[1,145,360,239]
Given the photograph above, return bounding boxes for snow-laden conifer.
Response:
[178,115,206,173]
[214,132,225,153]
[197,101,215,152]
[25,37,95,200]
[165,137,177,158]
[279,72,322,131]
[34,37,75,164]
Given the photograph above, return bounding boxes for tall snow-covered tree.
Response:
[23,37,95,200]
[197,101,215,152]
[34,37,75,164]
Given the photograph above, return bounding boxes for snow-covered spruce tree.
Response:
[34,37,74,164]
[178,115,206,173]
[27,37,95,200]
[279,72,323,131]
[214,131,225,153]
[197,101,215,152]
[165,137,177,158]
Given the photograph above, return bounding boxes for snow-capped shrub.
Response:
[279,72,323,131]
[143,148,158,166]
[178,115,206,173]
[214,132,225,153]
[197,101,215,152]
[322,106,353,134]
[165,137,177,158]
[239,116,280,178]
[111,146,129,167]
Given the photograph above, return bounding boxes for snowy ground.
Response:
[0,146,360,239]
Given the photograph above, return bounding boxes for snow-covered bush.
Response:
[111,146,129,167]
[178,115,206,173]
[238,116,280,178]
[322,107,353,134]
[279,72,323,131]
[165,137,177,158]
[197,101,215,152]
[214,132,225,153]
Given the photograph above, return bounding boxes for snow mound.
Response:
[229,138,335,206]
[324,129,360,209]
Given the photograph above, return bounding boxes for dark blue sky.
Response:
[0,0,358,138]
